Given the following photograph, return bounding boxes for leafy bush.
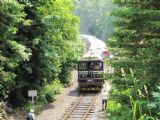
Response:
[38,80,63,104]
[108,0,160,119]
[107,68,159,120]
[0,0,30,101]
[0,0,84,117]
[24,101,41,113]
[24,80,63,112]
[147,83,160,120]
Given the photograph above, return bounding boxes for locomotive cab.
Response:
[78,59,105,89]
[78,35,109,90]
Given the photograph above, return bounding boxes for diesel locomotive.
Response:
[78,35,109,89]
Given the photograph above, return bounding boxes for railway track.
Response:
[61,93,98,120]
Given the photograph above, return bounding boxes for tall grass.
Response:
[108,68,155,120]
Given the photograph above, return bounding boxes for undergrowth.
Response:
[25,79,63,112]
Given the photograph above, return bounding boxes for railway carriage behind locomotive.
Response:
[78,35,109,89]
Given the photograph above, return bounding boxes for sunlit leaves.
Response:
[74,0,115,39]
[108,0,160,119]
[0,0,83,109]
[0,1,30,100]
[8,41,31,61]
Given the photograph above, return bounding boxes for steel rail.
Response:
[81,95,97,120]
[61,93,97,120]
[63,95,83,120]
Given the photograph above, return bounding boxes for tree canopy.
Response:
[108,0,160,119]
[0,0,84,107]
[74,0,115,40]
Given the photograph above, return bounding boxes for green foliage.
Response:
[0,0,84,108]
[24,80,63,112]
[147,83,160,119]
[0,1,31,100]
[38,80,63,104]
[24,101,42,113]
[74,0,115,40]
[108,69,152,120]
[108,0,160,119]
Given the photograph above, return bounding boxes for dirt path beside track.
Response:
[10,70,109,120]
[36,70,109,120]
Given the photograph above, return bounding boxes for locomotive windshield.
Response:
[78,61,88,71]
[78,61,103,71]
[94,61,103,70]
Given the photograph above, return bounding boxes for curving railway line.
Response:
[61,92,99,120]
[60,34,110,120]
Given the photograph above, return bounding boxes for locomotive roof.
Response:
[80,34,108,61]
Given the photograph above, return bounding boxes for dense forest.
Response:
[0,0,83,113]
[108,0,160,120]
[74,0,115,40]
[0,0,160,120]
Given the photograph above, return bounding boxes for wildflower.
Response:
[144,85,148,94]
[121,68,125,76]
[138,89,145,98]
